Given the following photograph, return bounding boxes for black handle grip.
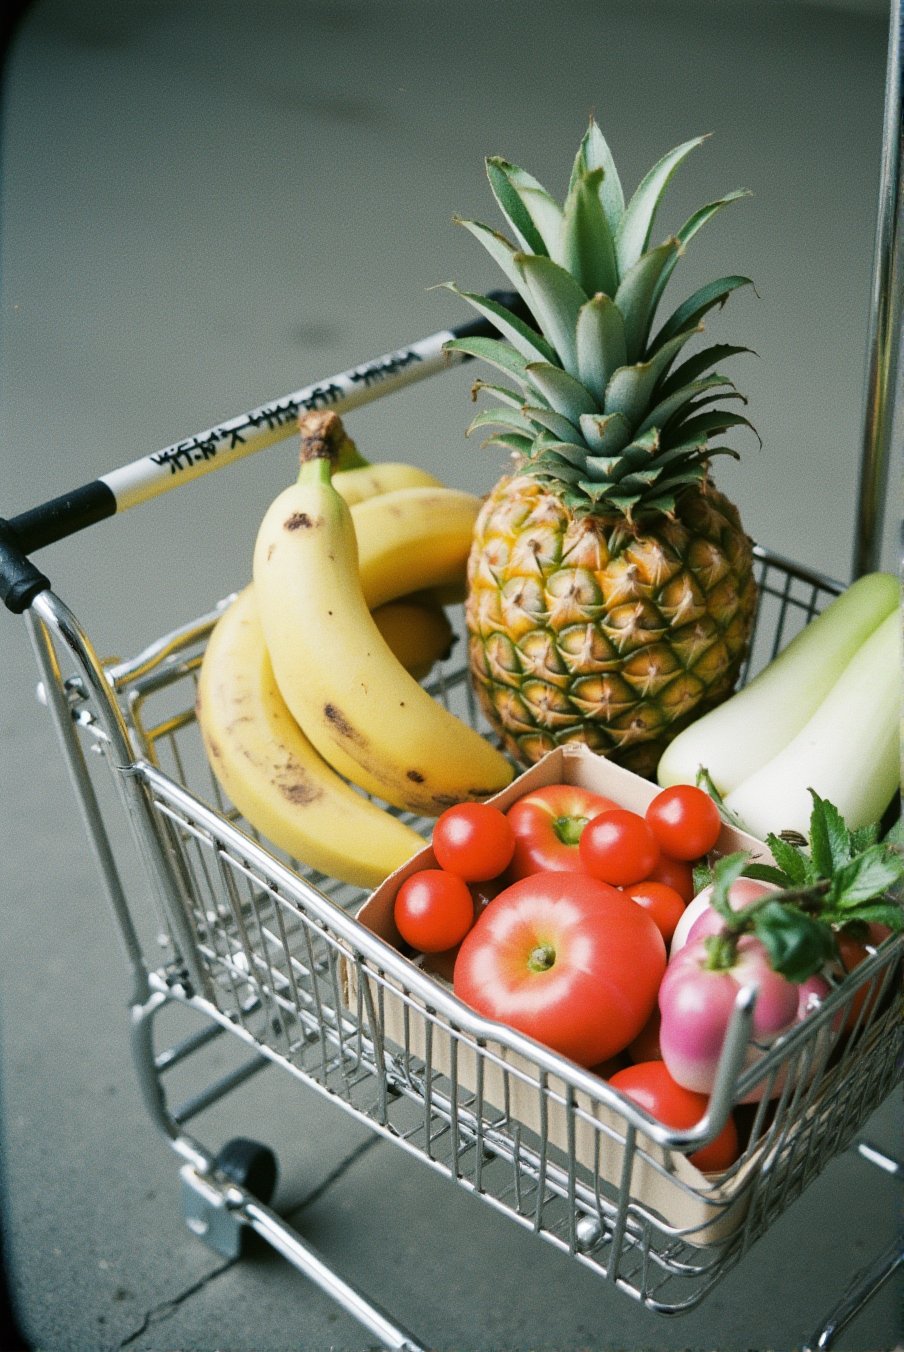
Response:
[0,519,50,614]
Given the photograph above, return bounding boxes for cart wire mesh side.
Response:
[18,544,903,1339]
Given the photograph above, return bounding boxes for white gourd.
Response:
[723,608,901,839]
[656,571,900,796]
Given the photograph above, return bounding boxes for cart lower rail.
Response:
[18,543,903,1347]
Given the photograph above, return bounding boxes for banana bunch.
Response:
[196,410,513,888]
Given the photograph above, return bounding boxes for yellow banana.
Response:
[350,485,481,609]
[334,460,445,505]
[252,413,514,815]
[196,586,425,889]
[372,596,455,679]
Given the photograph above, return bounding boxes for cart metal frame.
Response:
[6,537,901,1352]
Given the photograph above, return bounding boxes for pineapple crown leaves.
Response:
[444,117,757,523]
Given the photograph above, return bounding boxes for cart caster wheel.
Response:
[215,1136,279,1205]
[180,1138,279,1261]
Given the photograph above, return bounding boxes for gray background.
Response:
[0,2,900,1350]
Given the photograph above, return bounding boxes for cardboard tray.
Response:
[344,743,782,1245]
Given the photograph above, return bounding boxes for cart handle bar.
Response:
[0,298,521,613]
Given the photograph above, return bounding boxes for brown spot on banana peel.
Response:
[407,770,425,783]
[284,511,321,531]
[278,778,323,805]
[323,703,367,745]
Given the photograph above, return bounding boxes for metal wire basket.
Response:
[12,529,901,1349]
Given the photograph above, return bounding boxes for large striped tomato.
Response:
[505,784,620,879]
[452,871,666,1067]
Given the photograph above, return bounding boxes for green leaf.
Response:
[444,336,537,395]
[524,361,597,423]
[615,135,706,277]
[822,901,903,931]
[709,850,753,923]
[526,454,586,485]
[807,790,852,877]
[479,431,534,456]
[466,406,534,438]
[569,118,625,239]
[574,477,619,504]
[575,294,627,405]
[442,283,558,367]
[651,189,751,310]
[454,217,537,313]
[636,374,738,439]
[670,407,759,446]
[557,167,619,298]
[583,454,623,482]
[521,405,580,442]
[744,862,798,887]
[614,237,682,363]
[851,820,882,852]
[532,439,594,468]
[655,343,755,400]
[828,846,904,909]
[578,410,632,455]
[486,156,554,255]
[653,275,754,351]
[470,379,526,410]
[763,832,812,886]
[751,902,837,984]
[516,254,588,374]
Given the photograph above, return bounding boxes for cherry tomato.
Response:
[394,869,475,953]
[608,1061,740,1172]
[578,809,660,887]
[622,880,686,944]
[645,852,695,904]
[645,785,722,861]
[506,784,620,879]
[432,802,516,881]
[417,879,507,981]
[453,871,666,1066]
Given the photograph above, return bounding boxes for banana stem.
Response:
[297,409,365,476]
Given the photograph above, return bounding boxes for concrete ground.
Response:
[0,2,901,1349]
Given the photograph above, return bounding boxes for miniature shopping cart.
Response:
[2,25,903,1348]
[2,336,901,1351]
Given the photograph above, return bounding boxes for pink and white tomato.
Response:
[658,932,829,1101]
[669,876,780,956]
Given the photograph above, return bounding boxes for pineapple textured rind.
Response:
[466,474,756,777]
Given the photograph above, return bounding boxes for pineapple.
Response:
[446,119,759,779]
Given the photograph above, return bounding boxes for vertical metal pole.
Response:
[854,0,903,578]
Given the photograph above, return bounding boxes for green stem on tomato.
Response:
[528,943,556,972]
[703,930,739,971]
[552,815,589,846]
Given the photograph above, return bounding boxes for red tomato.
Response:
[622,880,686,944]
[432,802,515,881]
[506,784,620,879]
[453,871,666,1066]
[578,809,660,887]
[645,785,721,861]
[394,869,475,953]
[834,923,892,1032]
[645,852,696,904]
[417,879,507,981]
[608,1061,740,1173]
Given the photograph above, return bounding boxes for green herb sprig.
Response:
[699,790,903,983]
